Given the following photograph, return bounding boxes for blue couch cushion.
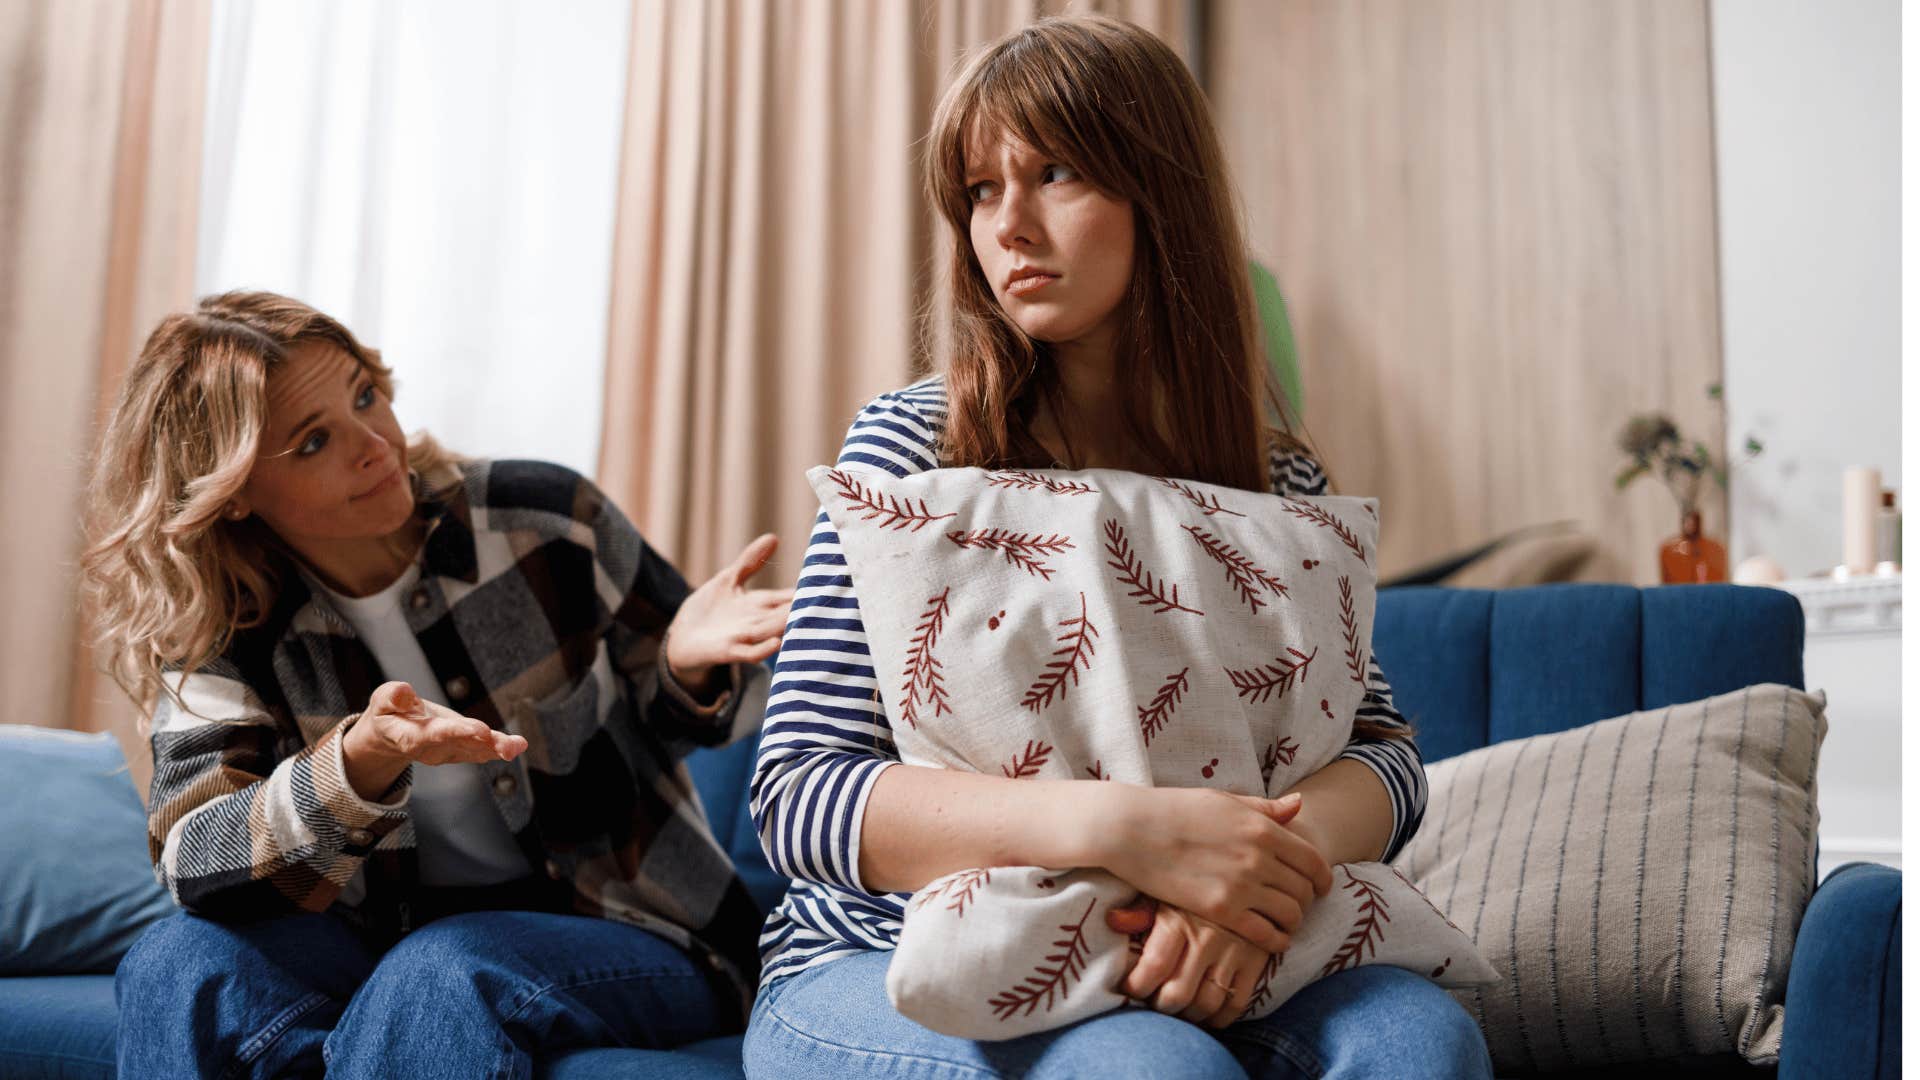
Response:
[1642,585,1805,706]
[683,730,785,916]
[0,727,173,975]
[0,974,116,1080]
[1488,584,1643,743]
[1371,587,1493,764]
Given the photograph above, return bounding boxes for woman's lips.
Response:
[352,466,403,501]
[1006,272,1059,297]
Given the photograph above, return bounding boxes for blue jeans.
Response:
[115,907,731,1080]
[742,951,1492,1079]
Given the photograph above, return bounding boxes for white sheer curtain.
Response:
[196,0,630,476]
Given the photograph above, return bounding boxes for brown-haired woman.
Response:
[745,16,1491,1078]
[88,291,791,1077]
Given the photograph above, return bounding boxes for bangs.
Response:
[929,32,1121,221]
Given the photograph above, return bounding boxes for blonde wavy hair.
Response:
[81,290,461,716]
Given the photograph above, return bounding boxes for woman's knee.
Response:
[119,908,372,1003]
[1030,1008,1246,1080]
[1267,966,1491,1079]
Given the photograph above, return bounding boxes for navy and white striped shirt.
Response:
[749,377,1427,986]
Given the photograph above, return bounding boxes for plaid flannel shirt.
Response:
[144,459,770,1006]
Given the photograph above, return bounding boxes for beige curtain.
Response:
[0,0,209,795]
[600,0,1188,584]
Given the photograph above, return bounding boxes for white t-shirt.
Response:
[323,563,532,895]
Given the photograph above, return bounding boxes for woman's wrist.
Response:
[339,716,407,802]
[661,622,721,700]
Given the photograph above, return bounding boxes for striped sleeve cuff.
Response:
[1337,736,1427,863]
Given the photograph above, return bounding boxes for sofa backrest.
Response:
[1372,583,1806,765]
[687,583,1810,917]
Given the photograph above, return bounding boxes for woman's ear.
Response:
[225,500,250,521]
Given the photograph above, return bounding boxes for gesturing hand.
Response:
[352,681,526,766]
[663,533,795,690]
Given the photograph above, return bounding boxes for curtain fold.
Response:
[600,0,1190,584]
[0,0,210,796]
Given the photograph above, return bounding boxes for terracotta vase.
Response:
[1659,508,1728,584]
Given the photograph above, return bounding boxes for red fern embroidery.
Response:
[988,898,1098,1021]
[1182,525,1288,613]
[1321,868,1392,977]
[1155,476,1247,518]
[1224,647,1318,704]
[1001,739,1054,779]
[1085,760,1111,781]
[1338,576,1367,685]
[946,528,1075,579]
[987,470,1098,496]
[897,587,953,730]
[1020,592,1100,712]
[828,469,956,532]
[914,869,993,918]
[1239,952,1283,1020]
[1282,499,1368,565]
[1137,667,1190,746]
[1259,737,1300,788]
[1104,520,1203,616]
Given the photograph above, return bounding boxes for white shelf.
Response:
[1771,572,1901,636]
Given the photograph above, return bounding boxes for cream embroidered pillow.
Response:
[807,464,1494,1040]
[1389,683,1826,1073]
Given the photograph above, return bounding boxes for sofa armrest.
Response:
[1780,862,1901,1079]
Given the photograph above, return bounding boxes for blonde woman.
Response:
[87,291,790,1078]
[744,16,1490,1078]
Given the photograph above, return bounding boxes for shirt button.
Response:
[446,676,471,702]
[491,774,516,797]
[346,828,373,846]
[545,859,563,880]
[407,587,431,611]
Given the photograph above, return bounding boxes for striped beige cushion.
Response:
[1390,683,1827,1073]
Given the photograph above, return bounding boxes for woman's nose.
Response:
[994,191,1036,249]
[351,421,388,468]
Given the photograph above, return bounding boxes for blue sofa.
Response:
[0,584,1899,1078]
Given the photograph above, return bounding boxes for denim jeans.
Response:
[742,951,1493,1079]
[115,904,731,1080]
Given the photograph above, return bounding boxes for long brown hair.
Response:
[81,290,462,717]
[923,14,1310,490]
[924,18,1409,743]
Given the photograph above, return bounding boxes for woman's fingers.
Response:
[733,637,783,663]
[729,533,780,586]
[1257,884,1306,935]
[1178,967,1231,1023]
[1150,951,1205,1016]
[1121,919,1184,1000]
[1264,825,1333,897]
[1204,969,1258,1029]
[1225,909,1290,956]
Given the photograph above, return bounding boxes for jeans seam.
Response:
[226,990,335,1078]
[498,969,708,1031]
[758,998,1002,1079]
[1216,1025,1324,1079]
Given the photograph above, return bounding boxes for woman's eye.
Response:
[966,181,997,203]
[1042,164,1078,184]
[355,383,376,409]
[297,430,329,457]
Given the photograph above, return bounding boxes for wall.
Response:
[1206,0,1726,584]
[1710,0,1902,578]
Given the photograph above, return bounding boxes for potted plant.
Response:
[1614,383,1763,584]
